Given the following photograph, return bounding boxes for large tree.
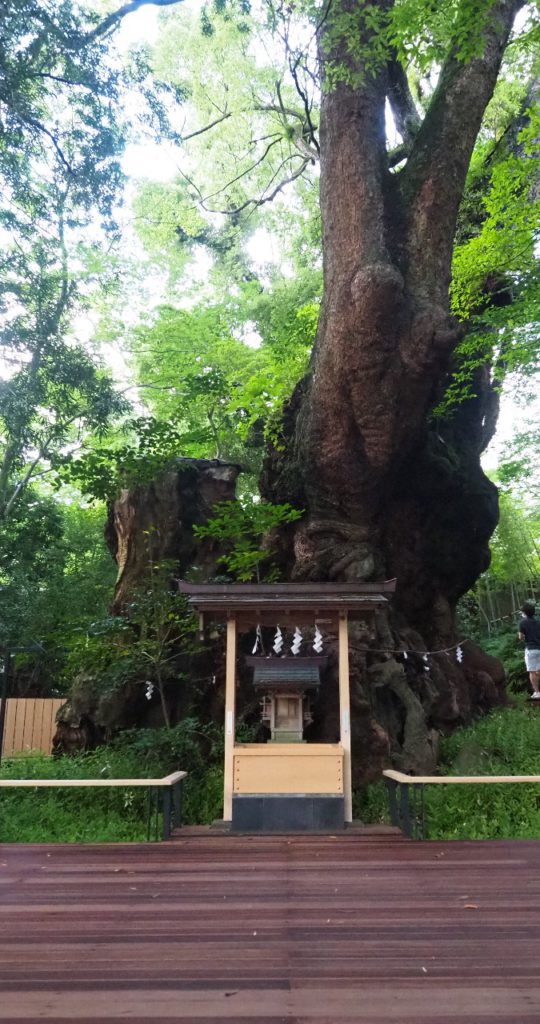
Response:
[102,0,538,774]
[258,0,539,772]
[3,0,537,775]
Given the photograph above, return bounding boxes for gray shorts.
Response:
[525,649,540,672]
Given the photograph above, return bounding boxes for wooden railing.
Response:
[382,768,540,840]
[0,770,187,841]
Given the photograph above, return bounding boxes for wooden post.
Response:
[223,616,237,822]
[338,612,353,823]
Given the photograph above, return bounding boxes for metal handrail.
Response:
[382,769,540,839]
[0,771,187,841]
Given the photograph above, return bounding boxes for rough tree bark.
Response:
[106,458,240,613]
[262,0,522,779]
[54,458,240,751]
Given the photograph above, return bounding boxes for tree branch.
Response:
[198,137,283,204]
[30,72,93,89]
[285,65,320,156]
[387,142,409,168]
[315,0,390,274]
[386,57,421,148]
[201,157,310,216]
[403,0,526,302]
[180,111,232,143]
[255,89,319,161]
[17,113,73,174]
[84,0,183,42]
[2,453,43,521]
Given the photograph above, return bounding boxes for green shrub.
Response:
[483,625,527,692]
[0,720,226,842]
[357,702,540,839]
[353,780,390,825]
[427,703,540,838]
[0,751,150,842]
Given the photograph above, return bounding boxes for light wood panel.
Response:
[2,699,19,756]
[12,698,26,754]
[0,699,65,756]
[32,698,44,756]
[233,743,343,794]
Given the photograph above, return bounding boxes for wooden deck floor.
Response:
[1,831,540,1022]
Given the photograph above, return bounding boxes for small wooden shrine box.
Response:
[178,580,396,831]
[247,655,324,742]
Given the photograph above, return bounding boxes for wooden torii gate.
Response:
[179,580,396,831]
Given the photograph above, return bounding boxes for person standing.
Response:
[518,602,540,698]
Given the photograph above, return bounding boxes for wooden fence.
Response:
[0,698,64,757]
[476,579,540,633]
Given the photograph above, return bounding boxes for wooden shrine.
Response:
[178,580,396,831]
[246,655,324,742]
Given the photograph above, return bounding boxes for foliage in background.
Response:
[498,424,540,497]
[456,487,540,644]
[483,627,526,691]
[63,287,318,502]
[126,291,318,470]
[0,720,225,841]
[489,490,540,587]
[62,417,189,501]
[131,304,270,465]
[194,499,303,581]
[142,3,319,256]
[433,80,539,418]
[0,0,134,519]
[61,565,200,726]
[0,491,115,693]
[357,701,540,840]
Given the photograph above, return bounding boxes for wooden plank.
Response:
[237,743,342,756]
[236,612,340,631]
[338,612,352,823]
[12,698,27,756]
[1,833,540,1021]
[21,698,35,753]
[2,699,71,756]
[43,699,55,753]
[383,769,540,785]
[1,699,18,756]
[223,616,236,822]
[48,699,64,753]
[31,699,44,752]
[233,749,343,794]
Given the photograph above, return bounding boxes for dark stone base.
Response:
[232,794,345,832]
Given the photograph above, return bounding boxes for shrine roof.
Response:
[177,579,396,616]
[250,661,322,688]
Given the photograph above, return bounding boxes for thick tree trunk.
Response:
[106,457,240,613]
[262,0,520,781]
[55,458,240,750]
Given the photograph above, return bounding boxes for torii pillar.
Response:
[223,615,236,822]
[338,611,352,823]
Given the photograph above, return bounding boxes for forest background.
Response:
[0,0,539,835]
